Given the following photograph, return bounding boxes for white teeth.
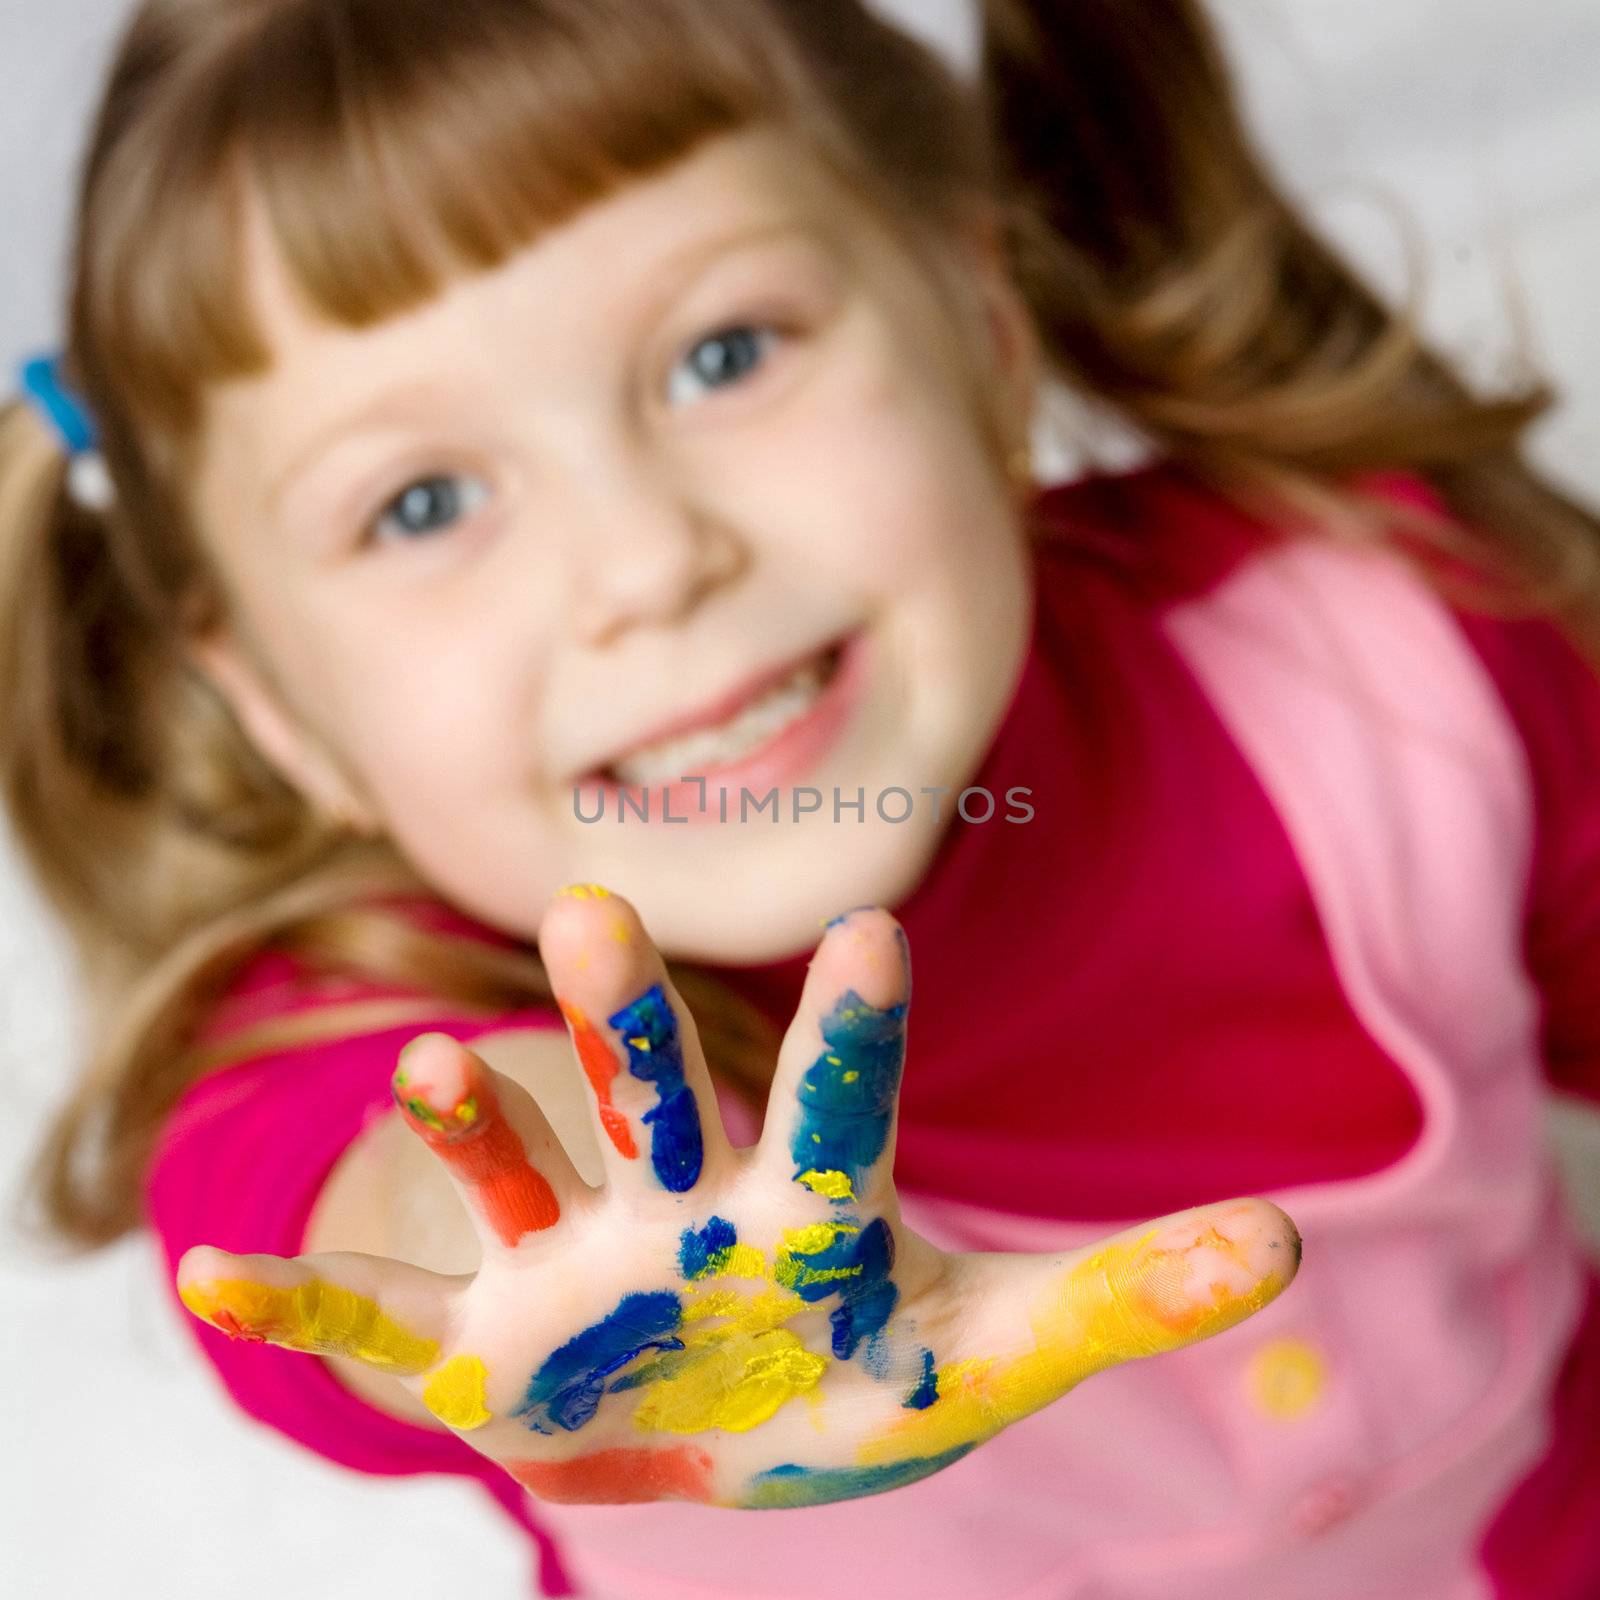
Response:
[611,657,830,786]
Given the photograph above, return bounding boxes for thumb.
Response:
[862,1198,1300,1466]
[1047,1197,1302,1367]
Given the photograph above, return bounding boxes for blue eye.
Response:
[367,472,490,546]
[667,324,780,406]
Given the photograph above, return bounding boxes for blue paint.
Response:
[785,1214,899,1362]
[829,1216,897,1361]
[741,1443,976,1508]
[609,984,703,1191]
[512,1290,684,1434]
[790,988,906,1200]
[904,1347,938,1409]
[679,1215,737,1280]
[603,1356,676,1393]
[822,905,874,930]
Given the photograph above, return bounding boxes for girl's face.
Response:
[189,127,1038,962]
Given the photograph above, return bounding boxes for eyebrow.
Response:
[262,217,824,515]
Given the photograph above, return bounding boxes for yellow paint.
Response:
[679,1286,745,1321]
[796,1169,855,1200]
[454,1096,478,1126]
[178,1277,441,1373]
[856,1227,1291,1468]
[719,1243,769,1280]
[805,1383,829,1431]
[777,1260,861,1292]
[633,1328,828,1433]
[422,1354,494,1429]
[1247,1338,1326,1420]
[633,1269,827,1434]
[773,1221,863,1293]
[689,1283,799,1330]
[841,1070,860,1083]
[783,1220,857,1254]
[628,1217,901,1437]
[556,883,613,900]
[681,1239,767,1282]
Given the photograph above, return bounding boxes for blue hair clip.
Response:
[17,352,114,510]
[19,353,98,453]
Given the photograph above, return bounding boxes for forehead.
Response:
[188,123,939,562]
[188,126,874,528]
[236,126,852,386]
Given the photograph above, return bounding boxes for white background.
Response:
[3,2,1598,1596]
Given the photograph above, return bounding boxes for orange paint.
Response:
[558,999,639,1160]
[506,1445,716,1504]
[391,1053,561,1244]
[211,1307,266,1343]
[1127,1224,1273,1341]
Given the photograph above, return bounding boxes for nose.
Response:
[561,456,747,648]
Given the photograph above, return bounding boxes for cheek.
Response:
[757,365,1001,588]
[312,639,514,807]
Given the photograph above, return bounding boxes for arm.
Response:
[301,1027,603,1429]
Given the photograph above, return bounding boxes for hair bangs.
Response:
[86,0,789,439]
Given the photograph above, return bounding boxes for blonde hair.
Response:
[7,0,1599,1251]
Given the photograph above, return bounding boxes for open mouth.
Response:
[594,639,849,789]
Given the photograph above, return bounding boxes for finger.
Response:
[539,883,732,1199]
[753,905,910,1210]
[175,1243,459,1376]
[1041,1197,1302,1374]
[857,1198,1302,1467]
[390,1031,586,1251]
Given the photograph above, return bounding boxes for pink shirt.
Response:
[143,463,1600,1596]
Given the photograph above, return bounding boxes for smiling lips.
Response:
[587,637,849,787]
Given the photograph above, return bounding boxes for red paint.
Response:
[558,1000,640,1159]
[212,1307,267,1343]
[393,1056,561,1244]
[505,1445,716,1504]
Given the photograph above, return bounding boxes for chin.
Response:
[651,821,939,967]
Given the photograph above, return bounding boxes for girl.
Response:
[6,0,1599,1595]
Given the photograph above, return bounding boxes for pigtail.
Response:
[0,399,150,854]
[0,394,270,963]
[975,0,1600,649]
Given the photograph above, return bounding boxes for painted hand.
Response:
[176,887,1301,1509]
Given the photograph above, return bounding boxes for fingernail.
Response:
[1280,1214,1304,1270]
[392,1036,479,1137]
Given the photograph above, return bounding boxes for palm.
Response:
[178,889,1299,1509]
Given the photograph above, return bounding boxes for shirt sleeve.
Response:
[1452,604,1600,1103]
[141,998,580,1594]
[1341,467,1600,1105]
